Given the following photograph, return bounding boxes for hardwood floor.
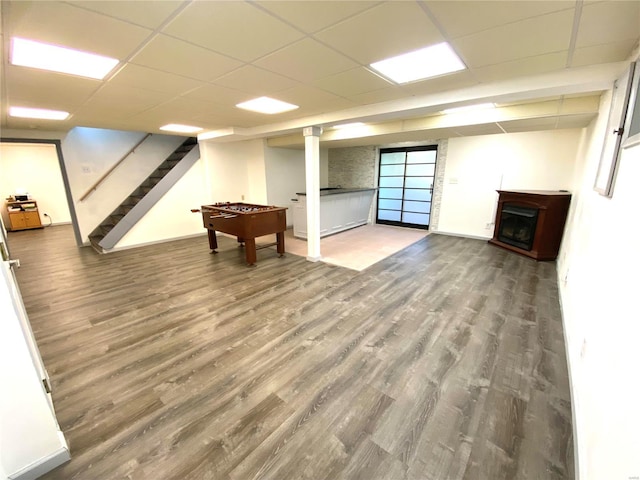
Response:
[9,225,573,480]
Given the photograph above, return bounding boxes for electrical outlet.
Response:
[485,222,493,229]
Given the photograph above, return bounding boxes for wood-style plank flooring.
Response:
[9,225,573,480]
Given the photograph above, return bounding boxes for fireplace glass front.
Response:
[498,204,539,251]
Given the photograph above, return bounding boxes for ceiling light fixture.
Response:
[236,96,299,114]
[11,37,119,80]
[370,43,465,84]
[9,106,69,120]
[442,103,495,114]
[159,124,203,134]
[332,122,365,129]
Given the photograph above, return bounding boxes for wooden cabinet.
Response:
[5,200,43,231]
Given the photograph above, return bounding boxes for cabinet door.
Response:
[24,211,41,227]
[9,213,27,229]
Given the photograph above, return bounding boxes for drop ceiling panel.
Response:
[213,65,300,96]
[276,85,358,112]
[571,40,638,68]
[453,123,505,136]
[5,66,101,107]
[6,1,151,58]
[426,1,574,39]
[68,1,184,29]
[313,67,393,97]
[348,86,410,105]
[130,34,243,81]
[314,2,444,64]
[255,1,378,34]
[472,52,567,84]
[82,83,168,112]
[255,38,358,83]
[402,71,478,96]
[163,1,304,62]
[556,113,597,129]
[498,117,559,133]
[180,84,249,107]
[109,64,204,95]
[576,1,640,48]
[455,9,574,68]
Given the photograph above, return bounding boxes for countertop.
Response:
[295,188,377,197]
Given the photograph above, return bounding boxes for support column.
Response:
[303,126,322,261]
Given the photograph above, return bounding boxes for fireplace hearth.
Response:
[489,190,571,261]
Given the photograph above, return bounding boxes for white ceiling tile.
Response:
[255,38,358,83]
[313,67,392,97]
[5,65,101,107]
[314,2,445,64]
[454,10,574,68]
[576,1,640,48]
[571,39,638,67]
[348,87,411,105]
[255,1,378,33]
[472,52,568,84]
[109,64,205,95]
[130,34,243,81]
[163,1,304,62]
[83,83,169,112]
[402,71,479,96]
[426,1,575,39]
[275,85,358,112]
[213,66,301,96]
[6,1,151,58]
[68,1,184,29]
[180,84,249,107]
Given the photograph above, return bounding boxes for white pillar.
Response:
[303,126,322,261]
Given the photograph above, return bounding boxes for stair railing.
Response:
[79,133,152,202]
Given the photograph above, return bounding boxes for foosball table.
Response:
[197,202,287,265]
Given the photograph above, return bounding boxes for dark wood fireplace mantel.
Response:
[489,190,571,261]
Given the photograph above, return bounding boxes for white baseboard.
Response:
[431,230,492,241]
[9,446,70,480]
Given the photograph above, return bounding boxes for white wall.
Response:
[557,90,640,480]
[200,140,253,203]
[116,159,208,248]
[62,127,185,241]
[0,142,71,226]
[437,130,580,238]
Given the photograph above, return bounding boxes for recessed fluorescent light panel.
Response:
[442,103,495,114]
[332,122,365,129]
[370,43,465,84]
[9,106,69,120]
[236,96,299,114]
[159,124,203,134]
[11,37,119,80]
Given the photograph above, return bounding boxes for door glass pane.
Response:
[380,152,406,164]
[406,164,435,176]
[404,189,432,201]
[380,164,405,176]
[402,212,430,225]
[405,177,432,189]
[379,176,404,188]
[403,200,431,213]
[378,209,401,221]
[379,199,402,210]
[407,150,437,164]
[378,188,403,199]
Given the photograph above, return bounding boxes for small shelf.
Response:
[5,200,43,231]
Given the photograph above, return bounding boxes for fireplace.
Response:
[489,190,571,261]
[498,204,538,251]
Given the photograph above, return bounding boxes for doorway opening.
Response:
[376,146,437,230]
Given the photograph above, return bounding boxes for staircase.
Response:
[89,137,199,253]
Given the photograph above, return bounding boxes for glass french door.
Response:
[376,146,437,229]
